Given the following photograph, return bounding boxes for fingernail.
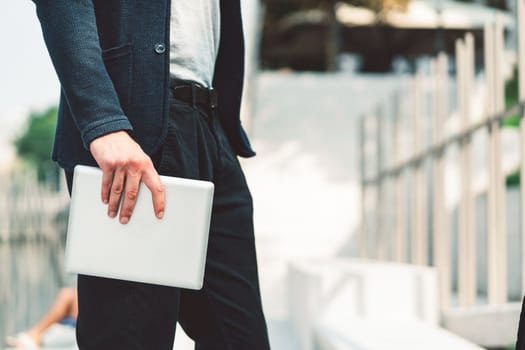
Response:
[108,211,116,218]
[157,211,164,219]
[120,217,129,224]
[103,199,108,204]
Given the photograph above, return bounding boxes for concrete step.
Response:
[442,303,521,348]
[288,258,441,350]
[288,258,485,350]
[316,319,484,350]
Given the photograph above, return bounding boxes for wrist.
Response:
[89,130,130,150]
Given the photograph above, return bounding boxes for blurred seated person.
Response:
[6,287,78,349]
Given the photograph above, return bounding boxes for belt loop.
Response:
[191,84,197,108]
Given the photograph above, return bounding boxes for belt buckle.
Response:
[209,88,218,109]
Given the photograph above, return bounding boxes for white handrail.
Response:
[359,9,523,309]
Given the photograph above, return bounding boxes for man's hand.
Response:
[89,131,165,224]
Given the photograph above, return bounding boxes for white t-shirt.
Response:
[169,1,221,88]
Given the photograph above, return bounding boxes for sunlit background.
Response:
[1,0,524,349]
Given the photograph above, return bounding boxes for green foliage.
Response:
[503,66,522,186]
[506,67,518,108]
[14,106,59,188]
[502,114,520,128]
[503,66,520,128]
[506,168,520,187]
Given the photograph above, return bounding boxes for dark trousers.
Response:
[517,296,525,349]
[65,86,271,350]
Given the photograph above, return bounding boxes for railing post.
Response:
[457,34,477,307]
[465,32,478,306]
[359,115,368,259]
[517,0,525,296]
[456,39,467,306]
[486,15,508,305]
[411,72,428,265]
[495,13,508,303]
[376,105,388,260]
[432,53,451,309]
[393,92,406,262]
[0,177,7,242]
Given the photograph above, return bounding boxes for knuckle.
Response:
[104,159,117,169]
[127,157,148,175]
[115,159,126,168]
[126,189,138,201]
[113,184,123,195]
[127,169,140,178]
[128,156,141,167]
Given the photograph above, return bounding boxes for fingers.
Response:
[142,167,166,219]
[91,132,164,224]
[100,168,114,204]
[102,156,164,224]
[119,167,141,224]
[107,167,126,219]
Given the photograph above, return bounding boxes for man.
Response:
[31,1,271,349]
[517,299,525,348]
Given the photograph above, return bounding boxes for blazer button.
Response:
[154,43,166,54]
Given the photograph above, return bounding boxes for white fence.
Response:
[0,170,69,242]
[359,8,525,311]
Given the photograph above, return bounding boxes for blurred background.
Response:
[1,0,525,349]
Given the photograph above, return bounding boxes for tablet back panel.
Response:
[65,165,214,289]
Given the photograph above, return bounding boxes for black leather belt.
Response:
[169,80,218,110]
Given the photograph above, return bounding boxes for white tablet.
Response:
[64,165,214,289]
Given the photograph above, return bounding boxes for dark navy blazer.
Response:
[32,0,255,170]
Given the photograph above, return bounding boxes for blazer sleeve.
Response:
[32,0,133,149]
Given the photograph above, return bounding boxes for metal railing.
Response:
[359,8,525,309]
[0,170,69,242]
